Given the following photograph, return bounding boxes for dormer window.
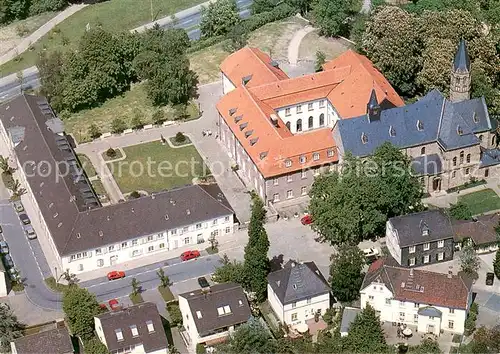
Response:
[389,126,396,137]
[229,108,236,116]
[473,112,478,123]
[285,159,292,167]
[299,156,306,164]
[457,125,463,136]
[146,320,155,333]
[115,329,123,341]
[361,133,368,144]
[130,325,138,337]
[417,120,424,131]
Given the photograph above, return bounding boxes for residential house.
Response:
[386,210,455,268]
[453,213,500,253]
[340,307,361,337]
[94,302,168,354]
[0,260,8,296]
[11,326,73,354]
[267,261,331,329]
[0,94,235,274]
[360,258,473,335]
[178,282,252,347]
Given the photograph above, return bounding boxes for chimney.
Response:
[270,114,279,127]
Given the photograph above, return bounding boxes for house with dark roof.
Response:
[267,261,331,329]
[386,210,455,268]
[452,213,500,253]
[178,282,251,348]
[11,326,74,354]
[360,258,473,335]
[0,95,235,275]
[94,302,168,354]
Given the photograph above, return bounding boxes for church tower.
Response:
[366,88,381,122]
[450,39,471,102]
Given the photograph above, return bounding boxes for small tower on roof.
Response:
[450,39,471,102]
[366,88,381,122]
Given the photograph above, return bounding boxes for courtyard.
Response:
[107,140,208,194]
[458,188,500,215]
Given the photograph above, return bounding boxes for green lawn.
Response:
[91,180,108,202]
[77,154,96,177]
[0,0,206,75]
[458,189,500,215]
[129,293,144,304]
[44,277,69,292]
[109,141,207,194]
[158,286,175,303]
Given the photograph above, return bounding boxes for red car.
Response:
[301,214,313,225]
[107,271,125,281]
[181,250,201,261]
[108,299,121,311]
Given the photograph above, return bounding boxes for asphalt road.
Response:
[0,0,253,102]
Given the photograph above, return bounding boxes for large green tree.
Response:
[62,286,102,340]
[343,304,387,353]
[408,339,441,354]
[460,243,481,279]
[212,254,246,284]
[312,0,352,37]
[0,303,23,353]
[200,0,240,38]
[37,50,65,112]
[329,244,365,302]
[493,249,500,279]
[223,318,277,354]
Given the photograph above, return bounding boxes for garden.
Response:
[458,189,500,216]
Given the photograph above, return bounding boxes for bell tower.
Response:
[366,88,381,122]
[450,39,471,102]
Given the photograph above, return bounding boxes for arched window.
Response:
[308,116,313,129]
[319,113,325,126]
[479,134,483,141]
[466,153,471,163]
[492,135,496,146]
[453,157,457,166]
[485,169,489,178]
[296,119,302,132]
[286,121,291,131]
[420,147,426,155]
[459,151,464,164]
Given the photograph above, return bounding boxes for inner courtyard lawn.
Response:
[109,141,208,194]
[458,188,500,215]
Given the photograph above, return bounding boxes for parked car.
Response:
[3,254,14,268]
[486,272,495,286]
[8,268,20,281]
[198,276,210,289]
[12,200,24,213]
[19,213,30,225]
[107,271,125,281]
[181,250,201,261]
[0,241,8,254]
[23,225,36,239]
[301,214,313,225]
[108,299,121,311]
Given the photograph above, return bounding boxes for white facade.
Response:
[62,214,234,274]
[222,73,236,95]
[275,100,340,134]
[267,284,330,327]
[385,221,402,264]
[360,281,468,335]
[0,270,7,297]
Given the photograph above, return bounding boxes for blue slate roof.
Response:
[335,90,491,157]
[340,307,362,335]
[480,148,500,167]
[454,39,470,72]
[418,306,442,317]
[411,154,443,176]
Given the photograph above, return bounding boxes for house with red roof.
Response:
[360,258,473,336]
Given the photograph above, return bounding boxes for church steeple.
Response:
[366,88,381,122]
[450,39,471,102]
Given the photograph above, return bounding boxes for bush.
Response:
[175,132,186,143]
[106,148,117,158]
[166,302,182,327]
[88,123,101,140]
[449,202,473,220]
[239,3,295,33]
[196,343,206,354]
[131,109,144,130]
[152,110,165,125]
[111,118,127,134]
[29,0,68,15]
[464,303,479,336]
[15,24,30,37]
[129,191,141,199]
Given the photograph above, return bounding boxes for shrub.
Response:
[15,24,30,37]
[196,343,206,354]
[88,124,101,140]
[152,110,165,125]
[131,109,144,130]
[111,118,127,134]
[449,202,472,220]
[166,302,182,327]
[106,148,117,158]
[175,132,186,143]
[129,191,141,199]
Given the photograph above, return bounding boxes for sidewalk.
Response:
[0,4,88,65]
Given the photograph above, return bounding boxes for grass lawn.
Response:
[44,277,69,292]
[129,293,144,304]
[205,246,218,254]
[11,281,25,292]
[77,153,96,177]
[158,286,175,303]
[298,30,352,62]
[91,180,108,201]
[458,189,500,215]
[63,82,199,143]
[109,141,207,194]
[0,0,206,75]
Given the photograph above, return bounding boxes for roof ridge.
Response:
[248,47,282,82]
[194,184,234,214]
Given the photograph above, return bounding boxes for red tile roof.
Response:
[362,258,473,310]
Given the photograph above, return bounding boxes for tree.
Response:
[208,233,218,250]
[223,317,277,354]
[252,0,274,13]
[38,51,65,111]
[343,304,387,353]
[408,339,441,353]
[60,269,78,285]
[0,155,10,174]
[312,0,352,37]
[212,254,245,284]
[157,268,171,288]
[131,109,144,130]
[88,123,101,140]
[329,244,365,302]
[174,104,189,120]
[493,249,500,279]
[62,286,101,340]
[0,303,23,352]
[200,0,240,38]
[111,118,127,134]
[175,132,186,143]
[460,243,480,279]
[226,23,248,52]
[83,337,108,354]
[106,147,117,158]
[10,179,26,198]
[243,195,270,302]
[315,50,326,72]
[152,109,165,125]
[449,202,473,220]
[131,277,140,296]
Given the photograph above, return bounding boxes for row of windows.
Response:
[285,114,325,132]
[273,187,308,202]
[408,240,445,253]
[272,168,320,185]
[284,100,326,116]
[408,252,445,266]
[284,149,335,168]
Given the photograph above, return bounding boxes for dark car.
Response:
[19,213,30,225]
[3,254,14,268]
[198,276,210,289]
[486,272,495,286]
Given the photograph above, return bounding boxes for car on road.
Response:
[0,241,8,254]
[108,299,121,311]
[12,200,24,213]
[107,271,125,281]
[301,214,313,225]
[8,268,20,281]
[181,250,201,261]
[19,213,30,225]
[23,225,36,239]
[486,272,495,286]
[3,254,14,268]
[198,276,210,289]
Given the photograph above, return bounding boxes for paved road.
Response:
[0,0,253,102]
